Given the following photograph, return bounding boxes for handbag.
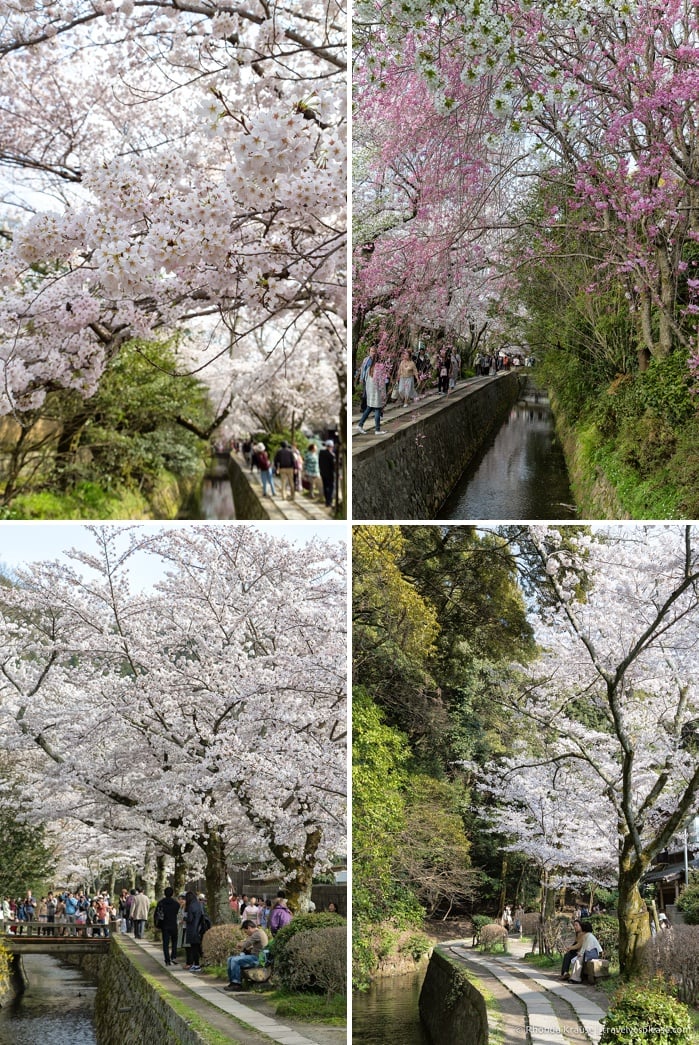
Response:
[569,954,583,983]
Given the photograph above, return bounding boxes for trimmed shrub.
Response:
[271,912,345,963]
[478,924,508,953]
[201,923,246,967]
[644,925,699,1006]
[277,926,346,995]
[676,876,699,925]
[599,980,692,1045]
[590,913,620,966]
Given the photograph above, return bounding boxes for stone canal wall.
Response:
[228,455,269,519]
[94,938,211,1045]
[352,373,521,519]
[419,948,488,1045]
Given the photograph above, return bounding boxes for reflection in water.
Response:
[0,955,97,1044]
[440,392,576,520]
[353,971,429,1044]
[200,476,236,519]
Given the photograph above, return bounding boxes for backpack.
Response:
[154,900,165,929]
[200,912,212,936]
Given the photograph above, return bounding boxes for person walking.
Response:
[357,360,387,435]
[303,443,323,500]
[318,440,336,508]
[184,890,205,972]
[130,888,150,940]
[396,351,419,407]
[156,886,181,966]
[273,441,297,500]
[255,443,276,497]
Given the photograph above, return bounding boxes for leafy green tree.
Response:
[0,775,56,897]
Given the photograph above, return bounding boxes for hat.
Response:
[198,893,206,901]
[254,442,266,452]
[325,439,334,447]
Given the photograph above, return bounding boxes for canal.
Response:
[0,954,97,1044]
[353,971,429,1044]
[439,384,576,520]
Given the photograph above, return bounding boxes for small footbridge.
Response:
[2,922,112,955]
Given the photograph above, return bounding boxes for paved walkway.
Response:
[443,936,607,1045]
[351,373,512,457]
[126,934,346,1045]
[230,452,338,521]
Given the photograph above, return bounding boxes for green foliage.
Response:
[590,914,620,966]
[277,926,346,995]
[4,482,152,520]
[271,988,346,1024]
[676,874,699,925]
[271,913,345,985]
[264,429,309,460]
[57,339,212,490]
[599,980,692,1045]
[0,774,56,896]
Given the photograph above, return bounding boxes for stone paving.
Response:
[351,374,505,456]
[443,936,608,1045]
[230,452,338,521]
[128,934,346,1045]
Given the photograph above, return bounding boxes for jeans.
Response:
[227,953,259,984]
[133,919,145,939]
[359,405,381,431]
[261,468,275,496]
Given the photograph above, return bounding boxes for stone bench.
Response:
[584,958,610,984]
[241,965,272,983]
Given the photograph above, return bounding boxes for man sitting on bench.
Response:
[224,920,268,991]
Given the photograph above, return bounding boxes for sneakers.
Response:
[356,425,366,434]
[189,965,201,972]
[224,982,243,991]
[374,430,388,436]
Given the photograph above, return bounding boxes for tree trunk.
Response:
[200,827,231,925]
[498,855,509,917]
[154,852,167,902]
[617,869,651,976]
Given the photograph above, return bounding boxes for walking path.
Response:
[125,934,346,1045]
[230,452,338,521]
[443,936,608,1045]
[351,373,512,457]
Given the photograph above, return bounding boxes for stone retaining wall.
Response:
[228,457,269,519]
[352,373,521,519]
[419,948,488,1045]
[94,938,212,1045]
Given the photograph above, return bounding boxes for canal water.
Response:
[439,386,576,520]
[199,475,236,519]
[0,954,97,1043]
[352,971,429,1044]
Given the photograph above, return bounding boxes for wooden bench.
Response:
[584,958,610,984]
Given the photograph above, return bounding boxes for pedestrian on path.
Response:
[357,361,388,435]
[131,888,150,940]
[318,440,336,507]
[303,443,323,500]
[397,350,419,406]
[274,441,297,500]
[184,890,205,972]
[255,443,276,497]
[156,886,181,966]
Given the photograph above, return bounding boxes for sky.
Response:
[0,521,346,589]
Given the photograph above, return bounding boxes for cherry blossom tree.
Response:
[0,525,347,919]
[475,755,617,950]
[489,525,699,974]
[354,0,699,370]
[0,1,346,420]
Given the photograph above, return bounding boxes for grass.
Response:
[201,963,346,1025]
[461,967,505,1045]
[522,952,560,970]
